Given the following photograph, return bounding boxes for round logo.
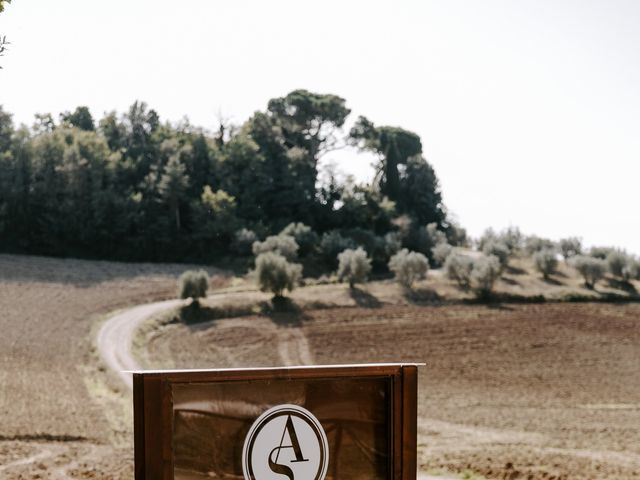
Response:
[242,404,329,480]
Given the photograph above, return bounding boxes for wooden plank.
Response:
[133,373,145,480]
[402,365,418,480]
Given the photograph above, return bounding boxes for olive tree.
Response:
[571,255,607,289]
[606,250,632,280]
[470,255,501,298]
[533,248,558,279]
[337,247,372,288]
[559,237,582,261]
[388,249,429,288]
[482,240,510,270]
[444,251,474,288]
[252,234,299,261]
[255,252,302,298]
[177,270,209,304]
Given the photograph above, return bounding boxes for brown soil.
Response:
[0,254,226,480]
[144,302,640,479]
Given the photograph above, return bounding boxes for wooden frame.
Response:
[133,363,420,479]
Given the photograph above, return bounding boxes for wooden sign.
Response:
[133,363,420,479]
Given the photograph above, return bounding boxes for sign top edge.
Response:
[126,362,425,374]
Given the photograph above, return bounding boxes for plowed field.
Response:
[144,303,640,479]
[0,254,224,479]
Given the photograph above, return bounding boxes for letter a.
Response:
[268,415,308,479]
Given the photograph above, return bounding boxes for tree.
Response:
[482,239,510,271]
[280,222,319,256]
[533,248,558,279]
[606,250,632,280]
[571,255,607,289]
[254,252,302,298]
[60,106,95,131]
[252,234,299,261]
[350,117,445,226]
[337,247,372,288]
[388,249,429,288]
[178,270,209,303]
[470,255,501,298]
[158,155,189,231]
[444,251,474,288]
[559,237,582,261]
[0,0,11,13]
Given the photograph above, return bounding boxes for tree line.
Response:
[0,90,463,269]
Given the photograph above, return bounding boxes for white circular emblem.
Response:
[242,404,329,480]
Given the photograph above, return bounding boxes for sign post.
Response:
[133,363,421,479]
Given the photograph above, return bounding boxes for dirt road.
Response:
[96,299,183,388]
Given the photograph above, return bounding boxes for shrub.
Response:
[627,258,640,281]
[444,253,473,288]
[388,249,429,288]
[431,242,453,267]
[533,248,558,279]
[500,226,524,254]
[559,237,582,260]
[470,255,501,298]
[320,231,356,267]
[280,222,319,256]
[524,235,555,255]
[337,247,372,288]
[446,220,468,247]
[384,231,402,256]
[444,251,474,288]
[232,228,258,256]
[606,250,631,280]
[477,228,498,251]
[589,246,616,260]
[570,255,607,289]
[254,252,302,298]
[252,234,299,261]
[482,240,510,270]
[177,270,209,302]
[426,222,447,247]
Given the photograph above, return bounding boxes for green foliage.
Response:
[177,270,209,301]
[350,117,444,226]
[570,255,607,289]
[559,237,582,260]
[431,242,453,267]
[445,220,468,247]
[60,107,95,131]
[252,234,299,261]
[533,248,558,279]
[388,249,429,288]
[384,231,402,256]
[232,228,257,256]
[320,231,356,267]
[337,247,372,288]
[470,255,501,298]
[280,222,319,256]
[444,251,474,288]
[0,92,456,265]
[254,252,302,298]
[482,240,510,270]
[589,246,616,260]
[524,235,555,255]
[606,250,632,280]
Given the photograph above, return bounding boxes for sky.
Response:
[1,0,639,253]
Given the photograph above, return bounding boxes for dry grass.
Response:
[0,254,227,479]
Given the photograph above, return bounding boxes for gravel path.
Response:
[96,299,183,388]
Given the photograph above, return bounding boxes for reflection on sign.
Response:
[172,377,389,479]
